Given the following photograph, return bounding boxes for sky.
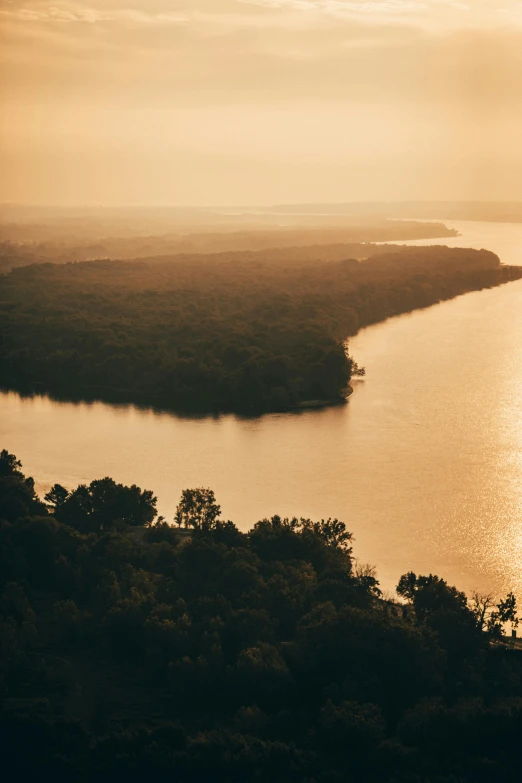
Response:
[1,0,521,206]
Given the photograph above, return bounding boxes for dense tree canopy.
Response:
[1,245,520,413]
[1,449,522,781]
[45,478,157,533]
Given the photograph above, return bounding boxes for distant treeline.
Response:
[252,201,522,223]
[0,220,456,270]
[1,448,522,782]
[1,246,521,413]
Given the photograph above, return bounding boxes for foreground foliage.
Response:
[1,449,522,782]
[1,246,520,412]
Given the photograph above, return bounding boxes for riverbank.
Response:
[0,381,354,417]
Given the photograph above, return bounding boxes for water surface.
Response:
[2,220,522,596]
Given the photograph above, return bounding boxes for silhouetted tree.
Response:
[175,488,221,530]
[44,484,69,512]
[0,450,45,522]
[55,477,156,532]
[0,450,23,478]
[487,591,519,639]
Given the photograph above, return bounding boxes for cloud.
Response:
[242,0,440,10]
[1,1,521,204]
[1,0,519,36]
[240,0,521,29]
[0,2,189,25]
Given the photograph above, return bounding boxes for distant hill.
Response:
[260,201,522,223]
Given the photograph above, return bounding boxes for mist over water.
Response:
[2,219,521,597]
[388,219,522,266]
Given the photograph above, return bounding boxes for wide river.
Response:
[2,220,522,597]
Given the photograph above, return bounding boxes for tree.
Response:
[0,451,45,522]
[397,573,469,621]
[0,450,23,478]
[396,572,480,656]
[353,562,382,598]
[306,518,353,552]
[497,592,519,629]
[350,361,366,378]
[396,572,418,602]
[55,484,93,533]
[175,488,221,530]
[486,592,519,640]
[467,591,519,639]
[44,484,69,513]
[470,592,496,631]
[55,478,157,532]
[249,516,354,564]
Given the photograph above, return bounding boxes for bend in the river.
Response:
[2,220,521,596]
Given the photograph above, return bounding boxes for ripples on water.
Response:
[1,220,521,596]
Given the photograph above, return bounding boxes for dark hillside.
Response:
[1,449,522,782]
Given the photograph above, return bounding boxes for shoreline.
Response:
[293,383,354,410]
[0,380,354,418]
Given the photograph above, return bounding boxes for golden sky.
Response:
[1,0,521,205]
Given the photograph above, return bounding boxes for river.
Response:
[2,220,522,597]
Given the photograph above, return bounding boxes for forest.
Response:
[1,448,522,782]
[1,245,521,413]
[0,219,456,271]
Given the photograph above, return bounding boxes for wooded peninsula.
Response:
[1,244,521,413]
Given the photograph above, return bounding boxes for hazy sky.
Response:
[1,0,521,205]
